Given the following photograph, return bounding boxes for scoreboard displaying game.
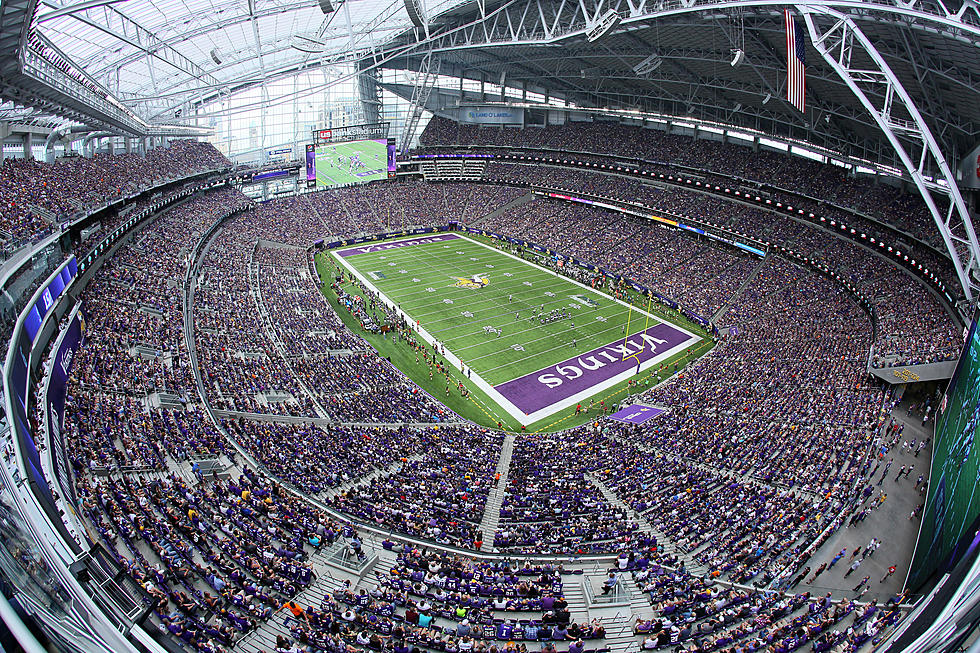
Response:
[908,306,980,590]
[305,122,396,189]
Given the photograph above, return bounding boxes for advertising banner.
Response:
[458,106,524,125]
[47,308,86,508]
[609,404,667,424]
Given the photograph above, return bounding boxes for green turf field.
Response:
[329,232,706,426]
[314,139,388,187]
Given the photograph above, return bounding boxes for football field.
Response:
[331,233,702,425]
[314,140,388,187]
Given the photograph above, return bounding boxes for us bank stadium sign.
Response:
[313,122,389,144]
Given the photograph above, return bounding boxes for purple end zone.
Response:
[494,322,695,415]
[609,405,666,424]
[335,233,461,257]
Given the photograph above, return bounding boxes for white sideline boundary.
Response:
[331,233,702,426]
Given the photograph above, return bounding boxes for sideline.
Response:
[331,233,702,425]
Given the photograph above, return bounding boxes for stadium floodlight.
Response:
[586,9,621,42]
[633,54,662,76]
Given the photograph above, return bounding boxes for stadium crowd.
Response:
[495,433,643,555]
[329,425,502,548]
[419,116,948,253]
[78,467,352,652]
[474,171,959,367]
[0,139,229,248]
[65,186,251,476]
[629,564,902,651]
[40,132,952,653]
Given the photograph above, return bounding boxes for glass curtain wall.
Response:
[197,65,437,165]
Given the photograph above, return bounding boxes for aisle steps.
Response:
[476,434,515,551]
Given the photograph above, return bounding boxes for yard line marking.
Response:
[331,232,701,425]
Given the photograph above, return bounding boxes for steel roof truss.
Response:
[800,3,980,304]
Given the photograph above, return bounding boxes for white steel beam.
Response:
[798,3,980,303]
[400,51,440,152]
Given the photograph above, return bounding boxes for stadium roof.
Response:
[22,0,980,166]
[29,0,469,121]
[376,0,980,167]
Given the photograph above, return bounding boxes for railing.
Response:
[21,49,144,134]
[582,572,632,606]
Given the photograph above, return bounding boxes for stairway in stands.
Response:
[476,434,515,552]
[234,571,348,653]
[467,192,533,229]
[317,454,425,501]
[603,612,643,653]
[587,473,708,576]
[560,576,591,625]
[710,252,769,325]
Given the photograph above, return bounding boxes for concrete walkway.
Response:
[787,399,933,604]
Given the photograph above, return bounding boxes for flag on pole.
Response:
[785,9,806,112]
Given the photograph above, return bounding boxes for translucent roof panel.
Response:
[34,0,469,121]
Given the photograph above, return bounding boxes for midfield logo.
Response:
[452,274,490,289]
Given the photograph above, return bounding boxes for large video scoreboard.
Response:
[909,307,980,590]
[305,122,396,189]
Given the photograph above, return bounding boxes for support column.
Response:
[22,133,32,160]
[0,122,10,161]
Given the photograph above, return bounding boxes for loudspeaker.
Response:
[633,53,662,75]
[586,9,620,42]
[319,0,334,14]
[210,49,221,65]
[730,49,745,67]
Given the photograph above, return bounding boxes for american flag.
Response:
[785,9,806,112]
